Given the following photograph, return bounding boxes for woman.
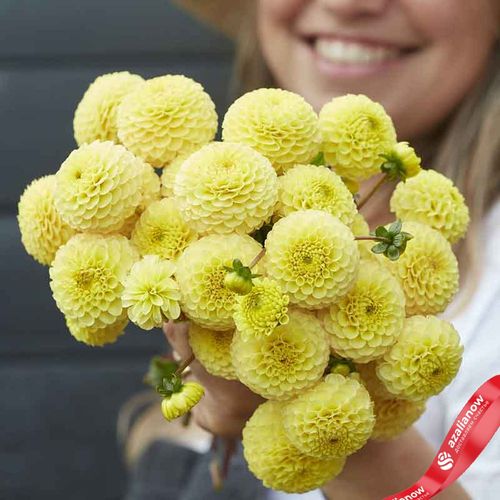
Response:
[127,1,500,498]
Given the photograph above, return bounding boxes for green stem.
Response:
[354,235,391,244]
[357,174,387,210]
[249,248,266,269]
[175,352,195,376]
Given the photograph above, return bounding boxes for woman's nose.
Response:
[317,0,391,17]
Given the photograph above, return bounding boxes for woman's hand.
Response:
[163,321,263,439]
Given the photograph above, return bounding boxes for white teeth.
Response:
[315,39,399,64]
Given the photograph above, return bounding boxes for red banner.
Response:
[384,375,500,499]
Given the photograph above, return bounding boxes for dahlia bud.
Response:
[223,259,259,296]
[380,141,421,181]
[161,381,205,421]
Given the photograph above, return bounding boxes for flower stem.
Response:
[175,352,195,376]
[357,174,387,210]
[354,235,391,244]
[249,248,266,269]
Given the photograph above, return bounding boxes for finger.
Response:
[163,320,192,359]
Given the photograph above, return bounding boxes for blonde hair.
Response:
[233,7,500,295]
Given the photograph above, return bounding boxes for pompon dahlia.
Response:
[233,278,289,341]
[188,324,237,380]
[73,71,144,146]
[384,221,459,316]
[283,373,375,459]
[371,397,426,441]
[66,313,129,347]
[122,255,181,330]
[385,141,421,180]
[160,154,188,198]
[222,88,320,172]
[264,210,359,309]
[320,262,405,363]
[131,198,197,260]
[173,142,278,235]
[231,310,330,400]
[118,160,161,237]
[243,400,346,493]
[117,75,217,167]
[50,234,138,331]
[277,164,357,225]
[376,315,463,402]
[390,169,470,243]
[175,234,263,330]
[54,141,143,233]
[319,94,396,181]
[17,175,76,265]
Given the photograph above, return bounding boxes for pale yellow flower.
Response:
[122,255,181,330]
[17,175,75,265]
[243,400,346,493]
[117,75,217,167]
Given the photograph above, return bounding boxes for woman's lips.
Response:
[309,37,416,78]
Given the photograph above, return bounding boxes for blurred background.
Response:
[0,1,233,498]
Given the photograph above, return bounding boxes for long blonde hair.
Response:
[233,7,500,292]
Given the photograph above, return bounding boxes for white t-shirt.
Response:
[270,201,500,500]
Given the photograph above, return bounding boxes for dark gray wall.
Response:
[0,2,234,498]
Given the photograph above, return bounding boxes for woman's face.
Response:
[257,0,497,139]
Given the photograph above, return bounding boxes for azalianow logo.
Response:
[437,452,454,471]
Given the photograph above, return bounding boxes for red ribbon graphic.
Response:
[384,375,500,499]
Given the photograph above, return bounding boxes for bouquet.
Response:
[18,72,470,493]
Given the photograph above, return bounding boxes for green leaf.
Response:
[375,226,390,238]
[311,152,325,166]
[388,220,402,235]
[386,246,400,261]
[401,231,413,241]
[371,242,388,254]
[145,356,178,388]
[392,233,405,248]
[232,259,244,270]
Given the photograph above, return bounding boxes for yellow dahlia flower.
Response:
[319,94,396,181]
[233,278,289,341]
[118,160,161,237]
[73,71,144,146]
[117,75,217,167]
[320,262,405,363]
[243,400,346,493]
[188,324,236,380]
[173,142,278,235]
[371,397,426,441]
[175,234,263,330]
[160,154,188,198]
[231,310,330,400]
[161,382,205,421]
[131,198,197,260]
[264,210,359,309]
[54,141,143,233]
[66,313,129,347]
[377,315,463,401]
[384,221,459,316]
[17,175,76,265]
[283,373,375,458]
[222,88,320,172]
[277,164,357,226]
[122,255,181,330]
[50,234,138,330]
[390,169,470,243]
